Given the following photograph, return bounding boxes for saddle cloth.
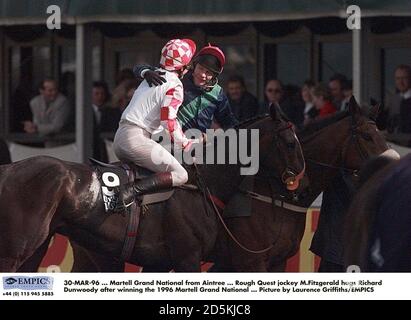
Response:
[89,158,174,213]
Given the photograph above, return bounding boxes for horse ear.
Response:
[269,103,279,121]
[348,96,360,114]
[369,103,381,121]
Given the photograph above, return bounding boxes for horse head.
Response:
[342,96,389,173]
[253,103,305,191]
[299,96,390,197]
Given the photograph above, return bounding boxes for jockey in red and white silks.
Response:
[114,39,197,188]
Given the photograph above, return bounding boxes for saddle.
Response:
[89,158,203,262]
[89,158,176,213]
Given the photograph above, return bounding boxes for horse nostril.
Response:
[282,169,301,191]
[282,170,296,184]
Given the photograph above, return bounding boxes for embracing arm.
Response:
[133,64,166,87]
[133,64,155,79]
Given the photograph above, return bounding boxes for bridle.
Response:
[306,115,379,179]
[259,121,305,186]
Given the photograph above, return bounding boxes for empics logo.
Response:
[3,276,54,290]
[4,278,17,285]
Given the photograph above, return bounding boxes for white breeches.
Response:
[113,122,188,186]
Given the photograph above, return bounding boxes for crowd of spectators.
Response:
[226,72,351,130]
[7,63,411,157]
[8,68,141,159]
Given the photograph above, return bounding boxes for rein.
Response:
[193,161,306,255]
[204,182,276,255]
[191,119,307,255]
[306,158,359,176]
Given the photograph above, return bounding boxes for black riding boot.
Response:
[120,172,174,208]
[133,172,174,196]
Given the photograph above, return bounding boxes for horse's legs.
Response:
[18,236,53,272]
[172,252,202,272]
[0,231,48,272]
[0,258,20,272]
[71,242,125,272]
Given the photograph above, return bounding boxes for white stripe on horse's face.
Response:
[89,172,100,207]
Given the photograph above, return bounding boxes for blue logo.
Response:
[3,276,53,290]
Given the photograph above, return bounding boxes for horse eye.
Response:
[361,133,372,141]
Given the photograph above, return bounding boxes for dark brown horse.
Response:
[211,97,390,271]
[34,96,390,273]
[1,105,305,272]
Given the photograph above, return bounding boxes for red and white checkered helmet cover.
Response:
[159,38,196,71]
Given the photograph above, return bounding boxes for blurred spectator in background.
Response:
[261,79,283,114]
[112,68,138,112]
[92,81,121,161]
[112,77,139,113]
[124,79,140,111]
[341,79,353,111]
[61,71,76,109]
[23,78,72,147]
[261,79,304,128]
[379,65,411,138]
[311,83,337,119]
[10,73,34,132]
[0,139,11,164]
[226,75,259,121]
[115,68,135,86]
[302,80,318,126]
[328,73,348,111]
[92,81,121,132]
[280,84,304,129]
[60,71,76,133]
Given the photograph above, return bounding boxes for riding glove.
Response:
[144,70,167,87]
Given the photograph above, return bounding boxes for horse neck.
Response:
[195,122,266,202]
[62,163,100,214]
[196,150,243,204]
[300,121,350,204]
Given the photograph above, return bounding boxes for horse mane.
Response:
[234,114,269,129]
[297,110,349,138]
